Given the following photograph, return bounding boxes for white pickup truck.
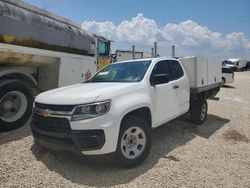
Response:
[31,56,221,167]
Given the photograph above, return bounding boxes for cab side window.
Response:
[151,60,173,80]
[169,60,184,80]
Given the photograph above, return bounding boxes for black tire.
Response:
[116,115,152,167]
[0,80,34,131]
[190,97,208,125]
[222,77,226,86]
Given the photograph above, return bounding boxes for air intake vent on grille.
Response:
[32,114,71,133]
[35,102,75,111]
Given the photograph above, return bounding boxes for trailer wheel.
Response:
[116,116,152,167]
[0,80,34,131]
[190,97,208,125]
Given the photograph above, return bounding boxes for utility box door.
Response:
[180,56,208,88]
[58,57,83,87]
[207,57,222,84]
[58,56,96,88]
[180,56,221,89]
[81,57,96,82]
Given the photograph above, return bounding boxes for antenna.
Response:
[42,0,48,10]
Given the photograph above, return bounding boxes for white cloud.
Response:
[82,13,250,59]
[82,13,164,45]
[82,21,117,40]
[164,20,250,52]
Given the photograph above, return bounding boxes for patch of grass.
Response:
[223,129,249,142]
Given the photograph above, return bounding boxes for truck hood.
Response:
[225,64,236,67]
[35,82,138,105]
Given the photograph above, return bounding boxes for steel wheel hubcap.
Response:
[121,126,146,159]
[200,103,207,121]
[0,91,27,122]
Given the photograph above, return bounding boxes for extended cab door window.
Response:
[168,60,184,80]
[150,60,173,82]
[168,60,189,116]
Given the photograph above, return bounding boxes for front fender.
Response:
[110,93,152,129]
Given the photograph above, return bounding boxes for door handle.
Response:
[173,85,179,89]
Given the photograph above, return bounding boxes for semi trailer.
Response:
[0,0,110,131]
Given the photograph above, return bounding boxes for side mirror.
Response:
[150,74,169,86]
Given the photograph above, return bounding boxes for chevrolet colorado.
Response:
[31,57,221,167]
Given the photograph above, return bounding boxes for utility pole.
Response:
[151,48,154,58]
[172,45,175,58]
[154,42,157,57]
[132,45,135,59]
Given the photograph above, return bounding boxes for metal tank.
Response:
[0,0,96,56]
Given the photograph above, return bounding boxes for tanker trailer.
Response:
[0,0,110,131]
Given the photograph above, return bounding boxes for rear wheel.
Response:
[116,116,152,167]
[190,97,208,125]
[0,80,34,131]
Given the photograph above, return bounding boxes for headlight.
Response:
[71,100,111,121]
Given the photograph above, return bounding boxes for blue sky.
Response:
[23,0,250,59]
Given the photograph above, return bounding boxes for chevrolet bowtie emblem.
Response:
[41,109,50,117]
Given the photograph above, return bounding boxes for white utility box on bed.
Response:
[179,56,222,89]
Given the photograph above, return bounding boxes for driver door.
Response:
[150,60,177,127]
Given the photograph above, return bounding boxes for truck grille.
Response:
[35,102,75,112]
[32,114,71,133]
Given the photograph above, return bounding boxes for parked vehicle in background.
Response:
[114,50,152,62]
[222,66,234,85]
[31,56,221,167]
[0,0,110,131]
[222,58,247,71]
[94,34,112,70]
[222,60,236,71]
[246,61,250,70]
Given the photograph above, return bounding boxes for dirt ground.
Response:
[0,71,250,188]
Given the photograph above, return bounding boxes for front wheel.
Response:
[116,116,152,167]
[190,97,208,125]
[0,80,34,131]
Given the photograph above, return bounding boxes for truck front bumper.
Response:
[30,114,119,155]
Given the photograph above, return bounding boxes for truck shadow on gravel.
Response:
[31,114,229,187]
[222,85,236,89]
[0,120,31,146]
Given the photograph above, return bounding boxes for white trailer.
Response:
[0,43,96,131]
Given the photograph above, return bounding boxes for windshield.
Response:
[88,60,151,83]
[224,60,235,65]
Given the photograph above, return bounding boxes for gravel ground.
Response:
[1,71,250,188]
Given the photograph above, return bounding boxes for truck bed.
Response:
[179,56,222,92]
